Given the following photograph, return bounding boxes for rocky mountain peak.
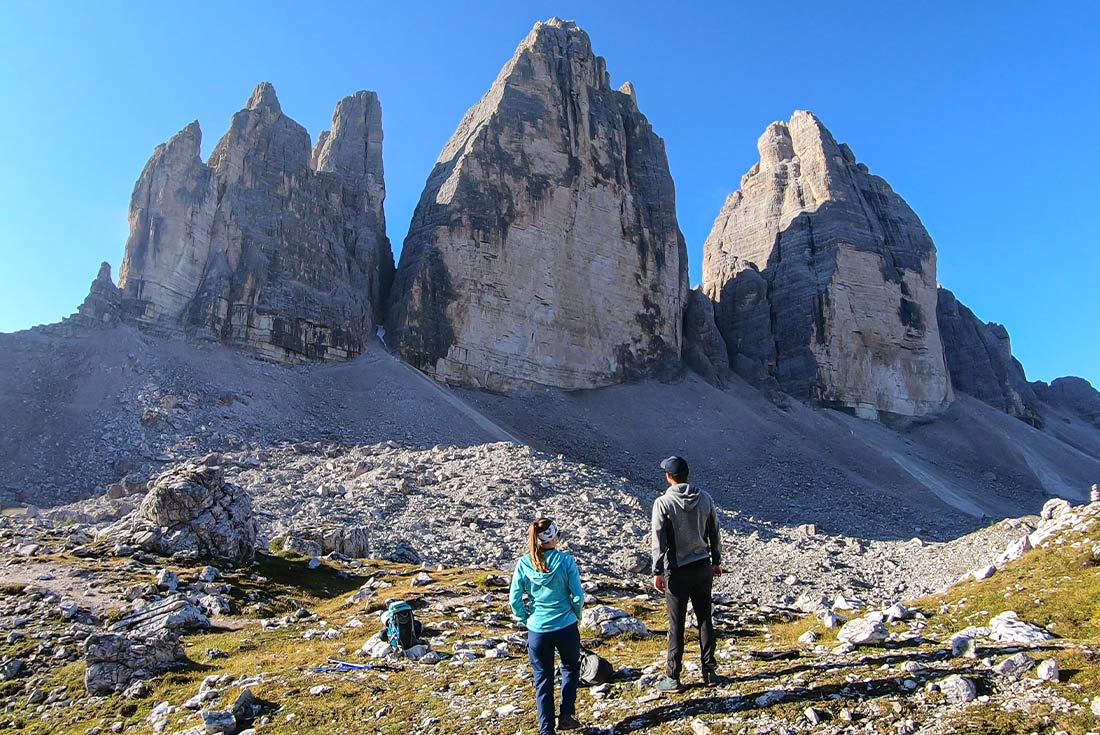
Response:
[703,111,951,419]
[246,81,281,113]
[387,18,687,390]
[115,82,393,362]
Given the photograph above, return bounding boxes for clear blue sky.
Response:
[1,1,1096,386]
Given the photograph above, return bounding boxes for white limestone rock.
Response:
[837,618,888,645]
[938,674,976,704]
[581,605,649,637]
[118,84,393,363]
[387,18,688,391]
[988,611,1053,644]
[703,111,953,419]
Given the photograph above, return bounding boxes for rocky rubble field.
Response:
[2,451,1100,734]
[15,444,1038,606]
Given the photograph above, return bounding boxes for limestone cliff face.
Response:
[387,18,688,390]
[937,287,1041,426]
[118,84,393,362]
[702,111,952,419]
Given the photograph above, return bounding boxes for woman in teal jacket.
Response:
[509,518,585,735]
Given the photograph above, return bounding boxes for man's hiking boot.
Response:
[558,713,583,730]
[702,669,726,687]
[656,675,682,692]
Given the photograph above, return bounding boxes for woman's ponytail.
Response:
[528,518,553,573]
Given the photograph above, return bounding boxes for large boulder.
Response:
[103,458,257,562]
[108,595,212,637]
[387,18,688,390]
[117,83,393,362]
[84,631,186,695]
[702,111,952,419]
[936,287,1041,426]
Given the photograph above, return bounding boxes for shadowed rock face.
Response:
[387,18,688,390]
[1038,376,1100,429]
[76,262,121,325]
[682,287,730,388]
[117,84,393,362]
[702,111,952,419]
[937,287,1041,426]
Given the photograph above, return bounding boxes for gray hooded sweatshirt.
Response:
[650,483,721,575]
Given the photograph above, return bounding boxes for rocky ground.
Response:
[6,326,1100,545]
[14,441,1037,608]
[2,480,1100,735]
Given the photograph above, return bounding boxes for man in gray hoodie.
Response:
[651,455,722,690]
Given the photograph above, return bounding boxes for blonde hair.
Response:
[528,517,554,573]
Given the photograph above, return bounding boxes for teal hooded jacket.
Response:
[509,548,584,633]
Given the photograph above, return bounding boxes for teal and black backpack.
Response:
[385,600,422,651]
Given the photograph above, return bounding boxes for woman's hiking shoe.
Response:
[558,713,583,730]
[655,675,682,692]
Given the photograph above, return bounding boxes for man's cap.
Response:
[660,456,689,476]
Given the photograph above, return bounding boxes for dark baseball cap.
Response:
[660,456,689,476]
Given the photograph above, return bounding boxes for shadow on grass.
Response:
[609,667,979,731]
[611,643,1067,730]
[235,552,370,602]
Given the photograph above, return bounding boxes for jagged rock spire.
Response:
[117,83,393,362]
[387,18,688,390]
[702,111,952,419]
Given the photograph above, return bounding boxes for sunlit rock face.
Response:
[387,18,688,390]
[118,83,393,362]
[703,111,952,419]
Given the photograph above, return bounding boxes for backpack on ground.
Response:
[384,600,422,651]
[578,647,614,686]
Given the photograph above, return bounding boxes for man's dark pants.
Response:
[664,560,716,680]
[527,622,581,735]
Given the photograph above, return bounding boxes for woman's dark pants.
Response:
[527,622,581,735]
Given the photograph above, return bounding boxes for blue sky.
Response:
[1,1,1096,386]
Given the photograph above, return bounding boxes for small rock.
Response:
[411,572,435,586]
[837,618,888,645]
[989,611,1054,644]
[971,565,996,581]
[1041,497,1072,521]
[123,680,150,698]
[804,707,826,725]
[797,630,820,645]
[950,635,977,659]
[155,569,179,591]
[200,710,236,734]
[992,652,1035,680]
[690,719,712,735]
[883,603,910,622]
[754,689,787,707]
[939,674,976,704]
[308,685,333,696]
[1035,659,1059,681]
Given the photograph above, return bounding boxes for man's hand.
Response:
[712,565,723,577]
[653,575,667,593]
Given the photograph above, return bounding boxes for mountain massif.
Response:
[112,84,393,363]
[11,17,1100,516]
